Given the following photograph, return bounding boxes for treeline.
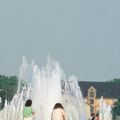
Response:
[107,78,120,82]
[0,75,18,109]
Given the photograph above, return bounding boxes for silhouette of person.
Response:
[51,103,66,120]
[23,99,35,120]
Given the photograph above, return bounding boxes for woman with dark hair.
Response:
[51,103,66,120]
[23,99,35,120]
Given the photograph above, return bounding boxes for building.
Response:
[78,81,120,118]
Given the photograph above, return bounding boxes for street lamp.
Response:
[0,89,7,100]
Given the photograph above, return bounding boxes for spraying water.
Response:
[0,56,87,120]
[99,96,112,120]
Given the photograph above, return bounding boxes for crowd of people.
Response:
[22,99,66,120]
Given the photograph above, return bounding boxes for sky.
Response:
[0,0,120,81]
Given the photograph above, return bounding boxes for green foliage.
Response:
[0,75,18,109]
[107,78,120,82]
[112,99,120,120]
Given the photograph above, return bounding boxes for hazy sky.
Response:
[0,0,120,81]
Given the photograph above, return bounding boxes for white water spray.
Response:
[0,56,87,120]
[99,96,112,120]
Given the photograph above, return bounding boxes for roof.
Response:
[78,81,120,98]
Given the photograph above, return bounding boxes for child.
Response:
[23,99,35,120]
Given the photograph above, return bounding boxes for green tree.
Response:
[107,78,120,83]
[112,98,120,120]
[0,75,18,109]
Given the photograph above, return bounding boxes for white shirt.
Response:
[51,108,66,120]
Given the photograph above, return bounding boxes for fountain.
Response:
[99,96,112,120]
[0,56,87,120]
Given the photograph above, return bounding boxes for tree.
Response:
[0,75,18,109]
[107,78,120,83]
[112,98,120,120]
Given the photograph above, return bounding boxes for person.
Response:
[23,99,35,120]
[90,113,95,120]
[51,103,66,120]
[95,113,99,120]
